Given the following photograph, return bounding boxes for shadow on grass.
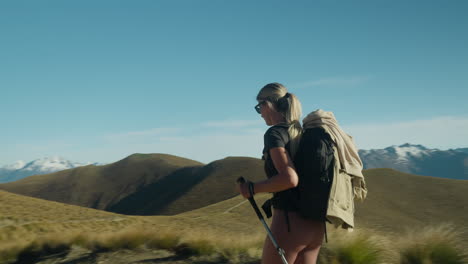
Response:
[13,247,70,264]
[129,254,189,263]
[13,248,109,264]
[132,256,260,264]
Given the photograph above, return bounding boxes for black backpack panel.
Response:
[293,127,335,221]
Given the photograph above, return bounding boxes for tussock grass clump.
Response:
[398,224,468,264]
[146,233,181,250]
[85,229,148,251]
[319,228,394,264]
[170,231,263,263]
[218,243,262,264]
[0,227,263,263]
[3,224,466,264]
[175,239,217,256]
[9,234,72,264]
[0,242,27,264]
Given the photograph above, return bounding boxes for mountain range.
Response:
[0,153,265,215]
[1,143,466,183]
[0,153,467,237]
[0,157,103,183]
[359,143,468,180]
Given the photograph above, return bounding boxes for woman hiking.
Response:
[237,83,325,264]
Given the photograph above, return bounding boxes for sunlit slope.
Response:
[110,156,265,215]
[355,168,468,234]
[137,168,468,240]
[1,153,467,235]
[0,154,204,211]
[0,155,266,216]
[166,168,468,238]
[1,166,468,248]
[0,190,141,244]
[0,188,268,247]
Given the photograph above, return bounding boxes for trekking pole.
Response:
[237,177,289,264]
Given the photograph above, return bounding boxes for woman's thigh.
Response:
[261,210,325,264]
[293,243,323,264]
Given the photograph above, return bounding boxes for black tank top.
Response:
[262,123,298,212]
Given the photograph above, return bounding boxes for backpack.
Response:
[293,127,336,222]
[260,122,363,239]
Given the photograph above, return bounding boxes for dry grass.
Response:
[396,224,468,264]
[319,228,395,264]
[318,223,468,264]
[1,188,468,264]
[0,227,264,264]
[2,223,467,264]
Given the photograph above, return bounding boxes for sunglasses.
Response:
[254,101,266,114]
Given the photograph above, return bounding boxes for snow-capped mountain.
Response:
[359,143,468,180]
[0,157,102,183]
[2,160,27,170]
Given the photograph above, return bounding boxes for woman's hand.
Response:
[237,182,253,199]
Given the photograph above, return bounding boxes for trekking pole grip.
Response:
[236,177,264,220]
[236,177,246,184]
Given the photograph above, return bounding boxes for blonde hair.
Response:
[256,82,302,158]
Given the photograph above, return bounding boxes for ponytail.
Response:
[257,83,303,158]
[284,93,302,159]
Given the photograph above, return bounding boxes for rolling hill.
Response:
[0,153,204,212]
[1,167,468,263]
[167,168,468,238]
[355,168,468,235]
[2,168,468,241]
[0,189,141,244]
[0,154,266,215]
[109,156,265,215]
[1,152,467,234]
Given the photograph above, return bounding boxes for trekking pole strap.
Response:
[248,181,255,196]
[248,197,264,220]
[324,222,328,243]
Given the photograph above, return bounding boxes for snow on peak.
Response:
[22,156,86,173]
[382,143,435,162]
[0,157,102,183]
[395,144,427,156]
[2,160,27,170]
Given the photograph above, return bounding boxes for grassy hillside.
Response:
[0,154,266,216]
[0,189,272,263]
[110,156,265,215]
[0,153,204,212]
[0,190,141,244]
[168,168,468,243]
[1,170,467,263]
[1,153,468,232]
[356,168,468,235]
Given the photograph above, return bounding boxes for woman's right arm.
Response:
[239,146,298,199]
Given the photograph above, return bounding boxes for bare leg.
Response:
[261,209,325,264]
[294,242,323,264]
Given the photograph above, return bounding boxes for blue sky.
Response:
[1,0,467,165]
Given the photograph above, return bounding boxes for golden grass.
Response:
[1,188,468,264]
[319,228,394,264]
[0,227,264,263]
[2,223,467,264]
[397,224,468,264]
